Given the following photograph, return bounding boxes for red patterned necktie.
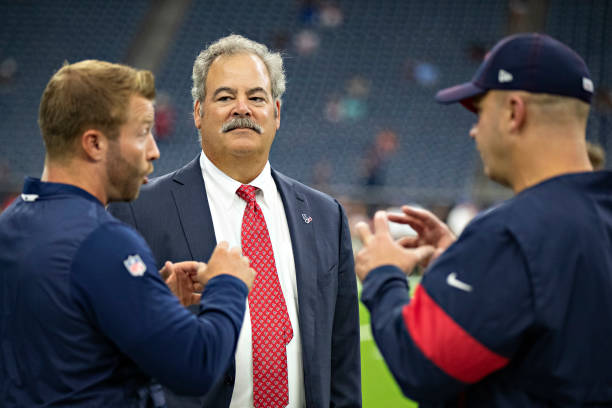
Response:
[236,184,293,408]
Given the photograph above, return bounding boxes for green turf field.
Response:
[358,277,420,408]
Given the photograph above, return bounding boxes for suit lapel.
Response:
[171,155,217,262]
[272,169,317,401]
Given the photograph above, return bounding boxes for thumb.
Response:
[159,261,173,281]
[196,262,208,284]
[412,245,435,264]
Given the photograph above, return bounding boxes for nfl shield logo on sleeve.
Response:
[123,254,147,277]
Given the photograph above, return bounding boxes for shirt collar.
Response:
[200,151,275,210]
[22,177,103,206]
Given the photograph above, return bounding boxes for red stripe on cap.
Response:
[402,285,509,383]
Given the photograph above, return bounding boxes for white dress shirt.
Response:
[200,152,305,408]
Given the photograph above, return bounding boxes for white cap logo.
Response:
[582,77,594,93]
[498,69,513,83]
[21,194,39,202]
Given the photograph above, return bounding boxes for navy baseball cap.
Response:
[435,33,593,113]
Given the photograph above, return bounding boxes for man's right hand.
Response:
[197,241,256,291]
[355,211,435,282]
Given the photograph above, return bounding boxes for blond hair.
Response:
[38,60,155,159]
[521,92,590,125]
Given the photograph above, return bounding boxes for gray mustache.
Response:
[221,117,263,134]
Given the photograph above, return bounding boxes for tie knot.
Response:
[236,184,258,204]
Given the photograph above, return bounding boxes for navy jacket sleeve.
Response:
[361,218,534,403]
[69,221,247,396]
[331,203,362,407]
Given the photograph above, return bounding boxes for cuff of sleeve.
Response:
[204,274,249,297]
[361,265,409,309]
[199,274,248,330]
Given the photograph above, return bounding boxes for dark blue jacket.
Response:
[109,155,361,408]
[362,171,612,407]
[0,178,248,407]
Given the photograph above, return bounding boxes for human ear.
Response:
[274,100,281,130]
[81,130,107,161]
[508,94,526,133]
[193,100,202,129]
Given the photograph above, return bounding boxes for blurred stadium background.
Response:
[1,0,610,406]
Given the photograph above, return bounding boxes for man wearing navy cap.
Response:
[354,33,612,406]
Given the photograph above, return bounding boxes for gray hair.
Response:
[191,34,286,108]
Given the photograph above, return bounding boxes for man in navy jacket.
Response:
[0,60,254,407]
[355,33,612,406]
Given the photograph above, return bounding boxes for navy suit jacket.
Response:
[109,155,361,408]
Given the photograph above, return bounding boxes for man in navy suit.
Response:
[109,34,361,408]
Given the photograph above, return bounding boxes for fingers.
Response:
[412,245,436,270]
[355,221,373,245]
[175,268,186,291]
[397,236,419,248]
[175,269,190,305]
[388,212,425,235]
[159,261,173,280]
[354,256,369,282]
[198,242,254,291]
[412,245,435,264]
[394,245,436,275]
[163,260,210,306]
[401,205,430,218]
[176,261,200,275]
[226,246,251,270]
[244,267,256,291]
[373,211,390,237]
[162,260,202,279]
[387,212,423,226]
[196,262,208,286]
[241,255,250,268]
[401,205,441,228]
[209,241,230,258]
